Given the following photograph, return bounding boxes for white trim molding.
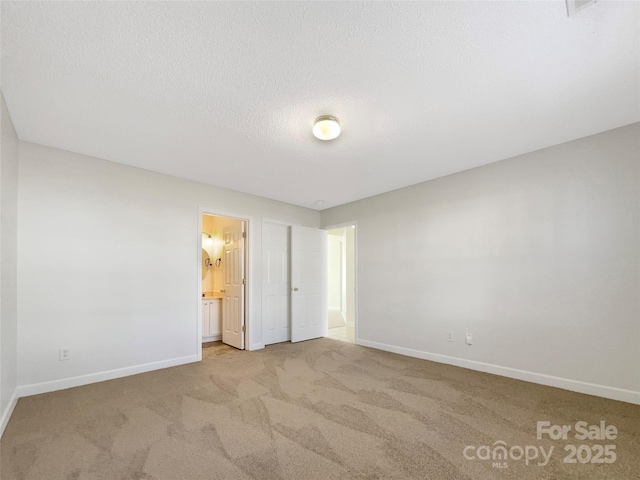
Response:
[0,388,19,438]
[16,355,198,398]
[357,339,640,406]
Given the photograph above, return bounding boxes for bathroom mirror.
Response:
[202,249,210,280]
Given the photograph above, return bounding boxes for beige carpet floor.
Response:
[1,338,638,479]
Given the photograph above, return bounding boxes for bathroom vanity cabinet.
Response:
[202,298,222,341]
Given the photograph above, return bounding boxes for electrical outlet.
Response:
[465,333,473,345]
[59,348,70,361]
[446,331,454,342]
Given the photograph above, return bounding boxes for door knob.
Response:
[220,289,226,293]
[293,287,298,291]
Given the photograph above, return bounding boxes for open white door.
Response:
[222,220,245,349]
[291,225,327,342]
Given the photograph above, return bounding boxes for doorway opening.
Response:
[326,224,356,343]
[200,213,247,354]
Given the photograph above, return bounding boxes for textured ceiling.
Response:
[2,1,639,210]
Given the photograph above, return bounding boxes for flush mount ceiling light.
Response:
[312,115,341,141]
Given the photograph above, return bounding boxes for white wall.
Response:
[17,142,320,392]
[322,123,640,404]
[1,92,19,434]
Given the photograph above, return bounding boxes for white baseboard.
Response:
[16,355,199,398]
[202,335,221,342]
[357,339,640,405]
[0,388,19,438]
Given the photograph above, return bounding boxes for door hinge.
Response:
[242,325,246,332]
[242,232,246,238]
[242,278,246,285]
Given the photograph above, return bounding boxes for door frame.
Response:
[324,221,359,344]
[197,207,253,360]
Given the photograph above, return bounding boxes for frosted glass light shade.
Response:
[313,116,341,140]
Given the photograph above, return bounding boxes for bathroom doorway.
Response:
[200,213,248,352]
[326,224,356,343]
